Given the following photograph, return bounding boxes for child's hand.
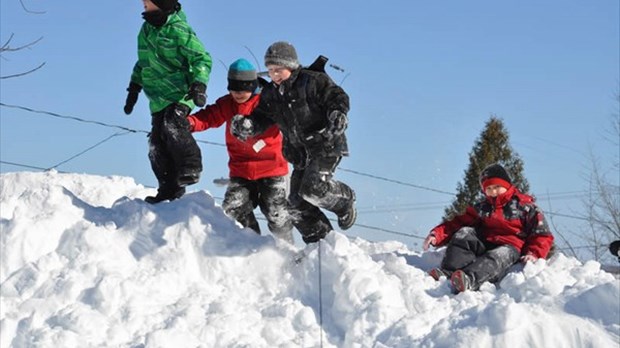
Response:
[230,115,253,141]
[520,254,537,263]
[327,110,348,136]
[423,233,436,251]
[124,82,142,115]
[186,82,207,107]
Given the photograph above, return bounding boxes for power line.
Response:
[1,102,141,133]
[49,131,133,170]
[0,160,426,240]
[1,159,613,250]
[338,167,455,195]
[1,160,50,171]
[8,102,596,201]
[0,102,226,147]
[1,102,451,193]
[1,103,610,233]
[352,222,425,240]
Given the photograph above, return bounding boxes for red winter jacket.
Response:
[431,186,554,259]
[187,94,288,180]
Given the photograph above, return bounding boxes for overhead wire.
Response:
[0,102,606,241]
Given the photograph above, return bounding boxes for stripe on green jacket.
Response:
[130,10,212,113]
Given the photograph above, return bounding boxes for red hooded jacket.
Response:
[431,186,554,259]
[187,94,288,180]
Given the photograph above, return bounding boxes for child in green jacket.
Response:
[123,0,212,204]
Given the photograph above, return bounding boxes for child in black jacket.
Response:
[230,41,356,244]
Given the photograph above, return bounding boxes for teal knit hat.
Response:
[228,59,258,92]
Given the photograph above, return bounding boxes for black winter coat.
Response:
[247,68,350,167]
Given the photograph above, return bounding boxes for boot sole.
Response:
[338,208,357,230]
[428,268,446,281]
[450,270,469,293]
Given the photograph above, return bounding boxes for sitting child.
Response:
[423,163,554,292]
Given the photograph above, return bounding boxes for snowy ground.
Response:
[1,171,618,348]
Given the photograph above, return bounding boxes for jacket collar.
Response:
[485,185,517,207]
[274,68,302,93]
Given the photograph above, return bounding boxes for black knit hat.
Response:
[479,163,513,189]
[151,0,178,13]
[227,59,258,92]
[264,41,300,70]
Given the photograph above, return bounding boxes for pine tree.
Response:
[443,115,529,220]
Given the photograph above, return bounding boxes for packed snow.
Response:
[1,171,618,348]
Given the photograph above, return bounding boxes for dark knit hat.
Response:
[479,163,512,190]
[264,41,300,70]
[227,59,258,92]
[151,0,178,13]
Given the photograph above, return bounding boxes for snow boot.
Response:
[450,270,472,293]
[177,171,200,187]
[429,268,448,281]
[336,189,356,230]
[145,187,186,204]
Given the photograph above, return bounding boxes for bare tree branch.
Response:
[1,33,15,51]
[544,190,578,258]
[1,35,43,52]
[0,2,46,78]
[19,0,46,14]
[1,62,45,79]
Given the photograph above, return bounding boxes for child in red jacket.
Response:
[187,59,293,243]
[423,163,554,293]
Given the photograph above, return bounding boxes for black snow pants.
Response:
[441,227,520,290]
[289,156,355,244]
[223,176,294,243]
[148,104,202,194]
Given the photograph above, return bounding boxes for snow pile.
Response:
[1,171,618,347]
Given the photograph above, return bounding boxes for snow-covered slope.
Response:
[1,171,618,348]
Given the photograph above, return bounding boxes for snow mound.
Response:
[1,171,618,347]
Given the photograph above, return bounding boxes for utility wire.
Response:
[1,103,610,232]
[338,167,454,195]
[1,102,141,133]
[0,102,226,147]
[1,160,50,171]
[318,242,324,348]
[47,131,132,170]
[0,160,612,255]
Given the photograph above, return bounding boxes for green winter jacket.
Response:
[130,10,212,113]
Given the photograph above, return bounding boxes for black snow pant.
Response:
[441,227,520,290]
[148,104,202,195]
[289,156,355,244]
[223,176,294,243]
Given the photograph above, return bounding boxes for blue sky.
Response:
[1,1,618,251]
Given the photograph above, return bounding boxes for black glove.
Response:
[327,110,348,136]
[185,82,207,107]
[124,82,142,115]
[230,114,253,141]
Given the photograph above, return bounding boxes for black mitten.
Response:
[186,82,207,107]
[124,82,142,115]
[230,114,254,141]
[327,110,348,136]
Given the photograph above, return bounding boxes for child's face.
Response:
[484,184,507,198]
[267,65,292,85]
[142,0,159,12]
[230,90,252,104]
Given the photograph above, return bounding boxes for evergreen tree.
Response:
[443,115,529,220]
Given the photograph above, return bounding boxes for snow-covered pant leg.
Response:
[222,177,261,234]
[289,166,333,244]
[298,156,355,215]
[257,176,294,244]
[441,227,486,274]
[462,244,520,289]
[148,111,181,194]
[160,104,203,178]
